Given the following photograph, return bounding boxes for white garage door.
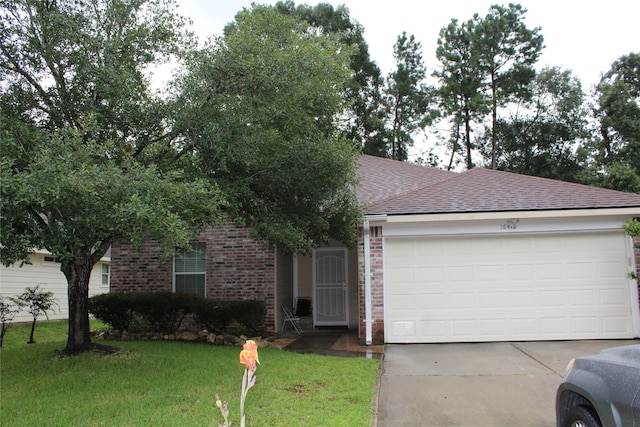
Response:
[385,232,635,343]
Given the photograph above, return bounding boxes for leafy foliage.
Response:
[581,53,640,192]
[89,291,201,334]
[133,292,200,334]
[0,0,222,353]
[1,0,361,353]
[493,67,588,181]
[174,5,361,252]
[272,1,386,155]
[192,299,266,336]
[433,3,543,169]
[89,293,266,336]
[474,4,544,169]
[383,32,432,161]
[434,17,487,169]
[87,292,139,332]
[0,296,20,347]
[230,300,267,336]
[191,299,236,334]
[11,285,59,343]
[624,219,640,281]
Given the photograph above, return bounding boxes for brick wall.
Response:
[111,237,172,292]
[357,225,384,345]
[110,222,276,334]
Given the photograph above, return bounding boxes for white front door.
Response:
[313,248,349,326]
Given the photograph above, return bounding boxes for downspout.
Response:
[363,219,373,345]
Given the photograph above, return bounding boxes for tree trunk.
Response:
[463,104,474,170]
[28,318,36,343]
[491,71,498,170]
[61,257,94,354]
[392,99,401,160]
[447,121,460,171]
[0,327,6,347]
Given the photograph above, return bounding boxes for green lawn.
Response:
[1,321,380,426]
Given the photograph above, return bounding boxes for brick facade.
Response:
[110,237,172,292]
[110,223,640,343]
[357,225,384,345]
[110,222,276,334]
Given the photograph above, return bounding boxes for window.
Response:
[174,243,206,298]
[101,263,110,287]
[43,255,61,264]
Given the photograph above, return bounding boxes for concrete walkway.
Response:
[283,328,384,358]
[376,339,640,427]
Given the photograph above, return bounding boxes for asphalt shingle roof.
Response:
[358,156,640,215]
[356,155,456,206]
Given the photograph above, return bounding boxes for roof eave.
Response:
[377,207,640,223]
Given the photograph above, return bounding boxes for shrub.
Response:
[192,299,235,334]
[89,292,198,333]
[89,292,138,332]
[0,296,20,348]
[12,285,58,344]
[231,300,266,336]
[192,300,266,335]
[89,292,267,337]
[133,292,199,334]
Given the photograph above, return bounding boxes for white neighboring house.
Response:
[0,249,110,323]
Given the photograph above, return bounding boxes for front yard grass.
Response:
[1,321,380,426]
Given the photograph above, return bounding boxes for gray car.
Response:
[556,344,640,427]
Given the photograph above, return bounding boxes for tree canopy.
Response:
[433,3,543,170]
[271,1,387,156]
[474,3,544,169]
[383,32,432,161]
[581,52,640,193]
[174,4,361,251]
[494,66,588,181]
[434,16,487,170]
[1,0,218,353]
[0,0,360,354]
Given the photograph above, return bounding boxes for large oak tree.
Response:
[1,0,360,354]
[173,4,361,252]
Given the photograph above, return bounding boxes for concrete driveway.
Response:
[375,339,640,427]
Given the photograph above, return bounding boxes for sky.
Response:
[175,0,640,90]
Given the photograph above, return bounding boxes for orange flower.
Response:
[239,340,260,370]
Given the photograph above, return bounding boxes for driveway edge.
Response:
[370,352,385,427]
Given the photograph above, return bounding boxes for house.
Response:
[0,249,110,323]
[110,155,640,344]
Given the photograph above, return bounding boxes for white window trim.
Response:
[173,243,207,298]
[100,262,111,288]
